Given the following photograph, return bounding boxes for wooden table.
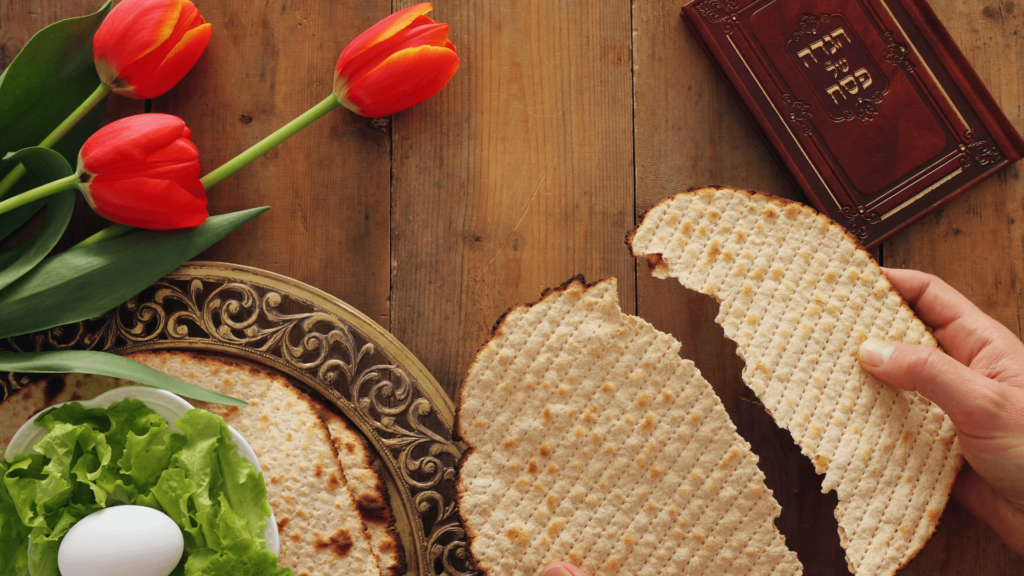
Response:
[4,1,1022,573]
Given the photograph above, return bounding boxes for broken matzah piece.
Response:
[457,277,802,576]
[316,403,404,576]
[628,186,962,576]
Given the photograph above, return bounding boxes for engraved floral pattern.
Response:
[0,267,475,576]
[957,130,1003,168]
[841,206,881,240]
[883,31,915,72]
[782,94,813,134]
[791,13,831,41]
[854,92,883,120]
[696,0,739,34]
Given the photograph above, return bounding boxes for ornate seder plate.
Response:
[0,262,476,576]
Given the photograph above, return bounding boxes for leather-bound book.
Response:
[682,0,1024,247]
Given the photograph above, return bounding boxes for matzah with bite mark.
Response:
[457,277,802,576]
[628,186,962,576]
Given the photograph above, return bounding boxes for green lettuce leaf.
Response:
[35,402,110,433]
[26,539,58,576]
[0,457,31,576]
[35,422,111,522]
[137,468,196,539]
[170,409,223,550]
[206,493,251,550]
[0,402,282,575]
[3,454,48,533]
[0,537,28,576]
[120,421,184,495]
[184,539,294,576]
[212,420,272,546]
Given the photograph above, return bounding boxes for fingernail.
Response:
[859,339,895,367]
[541,565,573,576]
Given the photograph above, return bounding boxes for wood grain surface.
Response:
[2,0,1021,573]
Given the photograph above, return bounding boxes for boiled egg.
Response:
[57,505,184,576]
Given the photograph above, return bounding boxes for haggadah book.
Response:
[681,0,1024,247]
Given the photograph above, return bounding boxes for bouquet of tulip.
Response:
[0,0,458,405]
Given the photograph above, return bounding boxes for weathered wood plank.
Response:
[390,0,636,396]
[0,1,90,64]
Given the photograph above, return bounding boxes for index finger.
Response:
[881,267,1004,366]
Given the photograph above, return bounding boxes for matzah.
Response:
[457,277,802,576]
[317,404,404,576]
[0,352,400,576]
[628,186,963,576]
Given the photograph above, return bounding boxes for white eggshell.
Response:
[58,505,184,576]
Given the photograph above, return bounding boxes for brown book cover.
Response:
[681,0,1024,247]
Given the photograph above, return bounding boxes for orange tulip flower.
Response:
[334,3,459,118]
[93,0,212,99]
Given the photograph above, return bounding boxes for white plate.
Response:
[5,386,280,555]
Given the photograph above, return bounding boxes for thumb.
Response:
[858,339,1006,436]
[541,563,590,576]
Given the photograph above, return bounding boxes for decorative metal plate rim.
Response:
[0,261,474,576]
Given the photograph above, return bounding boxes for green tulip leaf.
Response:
[0,199,45,245]
[0,148,76,291]
[0,207,269,340]
[0,350,246,406]
[0,0,111,201]
[3,147,73,178]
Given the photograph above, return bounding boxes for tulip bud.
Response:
[77,114,208,229]
[333,3,459,118]
[93,0,212,99]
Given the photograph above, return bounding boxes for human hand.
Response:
[858,268,1024,554]
[541,562,589,576]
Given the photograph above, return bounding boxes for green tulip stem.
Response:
[73,94,342,249]
[40,83,112,149]
[0,82,111,200]
[0,174,79,216]
[198,94,341,189]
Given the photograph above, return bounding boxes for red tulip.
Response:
[77,114,208,230]
[334,3,459,118]
[93,0,212,99]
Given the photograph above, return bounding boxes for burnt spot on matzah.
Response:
[43,377,66,403]
[315,528,355,556]
[356,493,392,523]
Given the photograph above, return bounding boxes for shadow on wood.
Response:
[638,276,850,574]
